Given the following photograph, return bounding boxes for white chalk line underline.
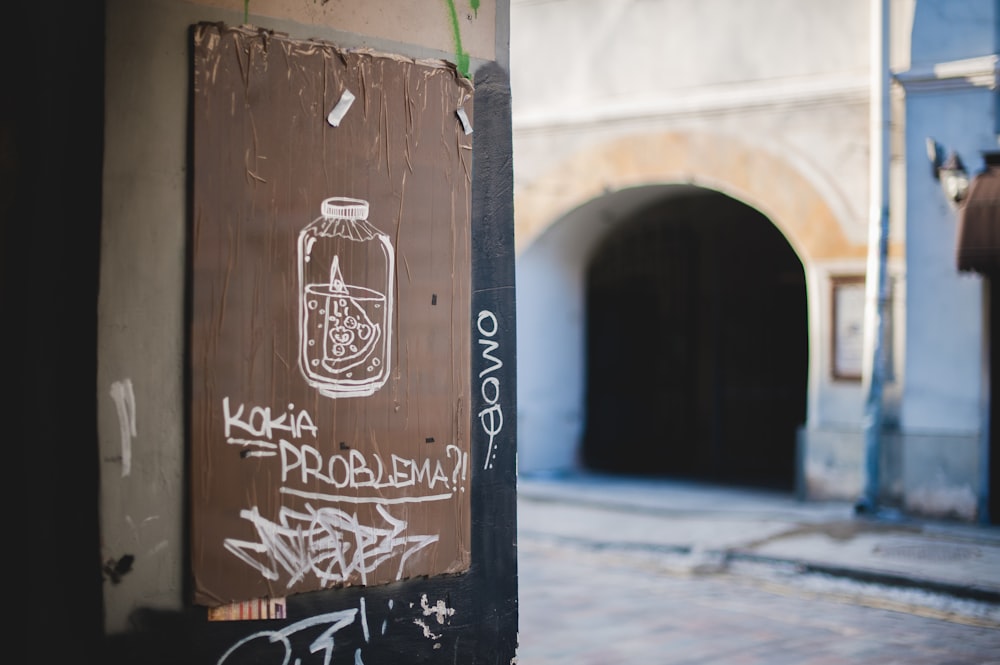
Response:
[280,487,455,505]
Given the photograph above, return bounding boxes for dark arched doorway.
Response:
[582,190,808,490]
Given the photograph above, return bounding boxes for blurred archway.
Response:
[582,190,807,489]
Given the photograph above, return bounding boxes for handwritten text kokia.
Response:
[221,397,468,494]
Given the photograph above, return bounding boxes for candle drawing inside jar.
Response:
[298,197,394,398]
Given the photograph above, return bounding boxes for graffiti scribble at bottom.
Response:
[216,608,359,665]
[225,503,439,588]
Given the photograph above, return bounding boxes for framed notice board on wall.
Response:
[831,275,865,381]
[185,23,516,664]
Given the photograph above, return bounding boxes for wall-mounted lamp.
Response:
[926,137,970,204]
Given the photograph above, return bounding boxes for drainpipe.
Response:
[857,0,891,515]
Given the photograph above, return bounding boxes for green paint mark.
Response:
[243,0,249,24]
[445,0,471,78]
[470,0,480,18]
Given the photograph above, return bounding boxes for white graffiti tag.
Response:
[217,609,358,665]
[215,595,432,665]
[224,503,438,588]
[477,310,504,469]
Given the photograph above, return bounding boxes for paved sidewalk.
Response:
[517,471,1000,603]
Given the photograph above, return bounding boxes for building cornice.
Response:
[893,54,999,93]
[513,74,869,133]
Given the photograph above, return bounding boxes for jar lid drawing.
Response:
[322,196,368,221]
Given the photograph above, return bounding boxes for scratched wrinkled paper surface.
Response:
[189,23,473,607]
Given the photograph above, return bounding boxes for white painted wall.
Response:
[511,0,870,211]
[512,0,868,117]
[515,216,588,474]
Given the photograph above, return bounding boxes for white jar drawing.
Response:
[298,197,394,398]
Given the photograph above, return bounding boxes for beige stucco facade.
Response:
[515,131,876,263]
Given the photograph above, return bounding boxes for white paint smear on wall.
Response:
[110,378,136,477]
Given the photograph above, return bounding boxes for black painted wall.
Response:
[6,1,106,659]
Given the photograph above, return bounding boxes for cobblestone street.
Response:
[515,477,1000,664]
[517,537,1000,664]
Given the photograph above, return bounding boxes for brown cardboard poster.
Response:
[189,23,473,607]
